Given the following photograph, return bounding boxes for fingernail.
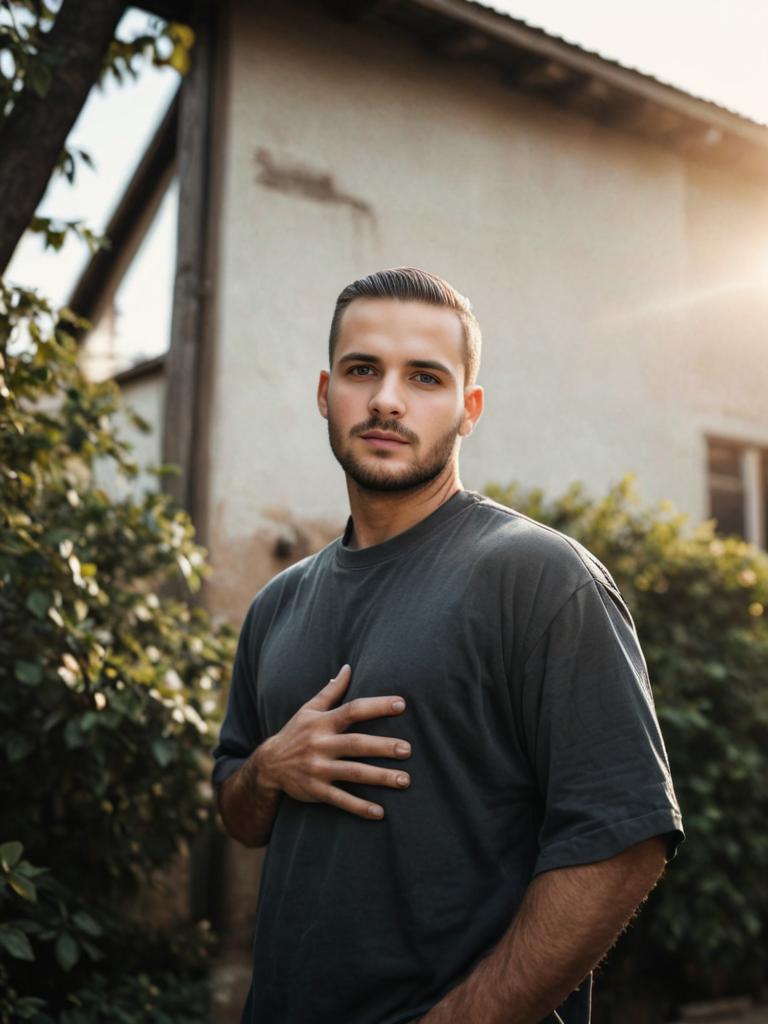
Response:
[392,699,405,711]
[396,774,410,787]
[369,805,384,818]
[396,743,410,756]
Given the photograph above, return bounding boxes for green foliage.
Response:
[486,476,768,1001]
[27,216,108,255]
[0,282,236,1021]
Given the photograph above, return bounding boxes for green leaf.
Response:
[72,910,102,936]
[0,926,35,960]
[151,737,175,767]
[79,936,105,961]
[6,734,35,762]
[54,932,79,972]
[80,710,98,732]
[18,861,48,878]
[42,706,67,732]
[64,717,84,749]
[11,996,47,1016]
[14,659,43,685]
[0,841,23,869]
[8,872,36,901]
[28,61,52,98]
[26,590,50,619]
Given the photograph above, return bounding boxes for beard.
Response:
[327,410,463,494]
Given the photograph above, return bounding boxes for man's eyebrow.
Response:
[337,352,455,378]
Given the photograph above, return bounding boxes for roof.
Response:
[471,0,767,130]
[329,0,768,180]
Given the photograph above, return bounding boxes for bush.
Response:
[0,284,236,1022]
[486,476,768,1008]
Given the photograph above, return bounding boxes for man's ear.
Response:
[460,384,484,436]
[317,369,330,420]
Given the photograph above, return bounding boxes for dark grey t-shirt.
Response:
[212,489,683,1024]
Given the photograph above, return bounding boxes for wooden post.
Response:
[162,0,216,522]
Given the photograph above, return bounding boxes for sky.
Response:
[6,1,768,342]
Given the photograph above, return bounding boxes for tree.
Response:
[1,5,231,1018]
[0,0,193,273]
[0,285,236,1020]
[486,476,768,1016]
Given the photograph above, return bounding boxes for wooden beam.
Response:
[403,0,768,154]
[516,58,574,90]
[113,353,166,386]
[431,26,492,58]
[69,96,178,323]
[161,0,216,515]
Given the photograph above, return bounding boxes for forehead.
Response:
[336,298,464,364]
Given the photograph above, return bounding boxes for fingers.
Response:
[329,733,411,760]
[327,760,411,790]
[306,663,352,711]
[304,667,408,731]
[330,695,407,728]
[319,783,386,821]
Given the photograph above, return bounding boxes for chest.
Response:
[255,563,522,764]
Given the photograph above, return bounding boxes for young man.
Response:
[211,268,684,1024]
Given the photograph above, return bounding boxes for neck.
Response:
[344,462,463,550]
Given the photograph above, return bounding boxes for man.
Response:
[211,267,684,1024]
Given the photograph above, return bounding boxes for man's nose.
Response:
[368,373,406,418]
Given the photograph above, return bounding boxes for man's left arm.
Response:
[421,835,667,1024]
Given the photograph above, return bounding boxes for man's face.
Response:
[317,298,480,494]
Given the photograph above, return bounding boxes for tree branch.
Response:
[0,0,128,275]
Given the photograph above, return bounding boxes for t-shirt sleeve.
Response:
[521,578,684,875]
[210,598,266,789]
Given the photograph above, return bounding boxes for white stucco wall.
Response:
[205,0,768,609]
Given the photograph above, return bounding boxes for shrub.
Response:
[0,284,236,1022]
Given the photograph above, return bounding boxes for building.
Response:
[73,1,768,1016]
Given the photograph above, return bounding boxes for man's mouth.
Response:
[359,430,410,448]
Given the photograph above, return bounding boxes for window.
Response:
[706,438,768,548]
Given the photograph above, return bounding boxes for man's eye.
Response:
[348,365,375,376]
[414,373,438,385]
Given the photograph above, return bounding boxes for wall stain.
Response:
[254,147,373,217]
[206,501,343,623]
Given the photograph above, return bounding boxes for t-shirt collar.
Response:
[335,489,479,569]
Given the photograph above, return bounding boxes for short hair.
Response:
[328,267,482,385]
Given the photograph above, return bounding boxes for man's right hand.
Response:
[255,664,411,820]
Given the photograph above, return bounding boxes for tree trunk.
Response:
[0,0,127,275]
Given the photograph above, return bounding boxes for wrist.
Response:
[253,736,282,794]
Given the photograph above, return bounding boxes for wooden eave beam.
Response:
[398,0,768,154]
[68,93,179,322]
[113,352,166,386]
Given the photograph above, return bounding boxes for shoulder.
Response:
[463,492,619,594]
[460,493,630,659]
[240,539,339,633]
